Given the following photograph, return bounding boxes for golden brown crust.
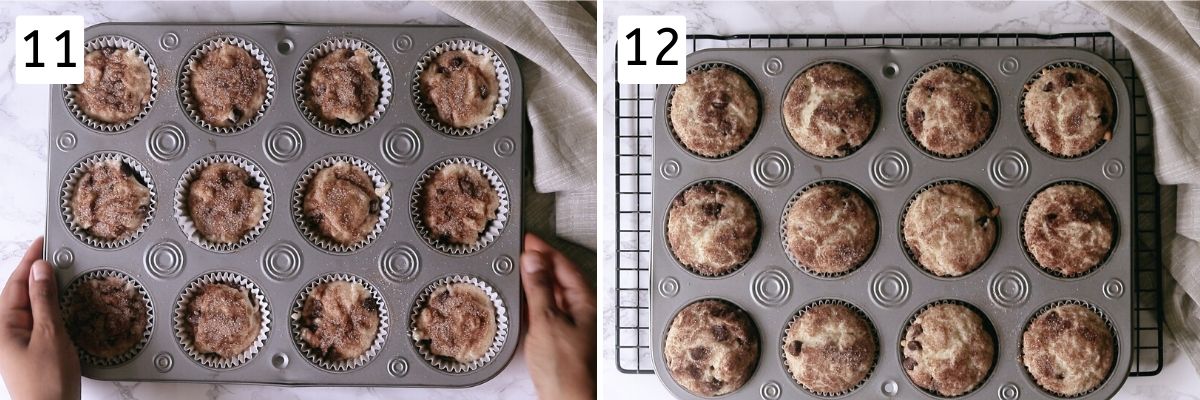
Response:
[664,300,759,397]
[302,162,380,245]
[669,67,759,157]
[783,303,876,394]
[1023,67,1114,157]
[71,159,151,241]
[298,280,380,361]
[666,182,759,276]
[414,282,496,363]
[187,162,265,244]
[1022,304,1114,396]
[65,276,147,359]
[418,50,499,128]
[901,303,994,397]
[189,44,267,128]
[421,164,500,245]
[1023,184,1114,276]
[905,66,995,157]
[784,184,876,275]
[783,63,878,157]
[903,183,996,277]
[77,48,151,124]
[186,283,260,359]
[306,48,380,125]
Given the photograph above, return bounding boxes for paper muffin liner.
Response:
[663,179,760,278]
[899,300,998,399]
[410,157,510,255]
[409,275,509,374]
[664,63,762,159]
[179,35,275,135]
[63,35,159,133]
[289,273,389,372]
[783,61,879,160]
[1018,299,1118,398]
[1018,180,1117,279]
[60,152,157,249]
[173,271,271,369]
[780,299,878,397]
[898,61,997,159]
[898,179,998,278]
[779,180,877,278]
[173,153,273,253]
[1018,61,1115,159]
[292,154,392,254]
[60,268,154,367]
[412,39,510,136]
[295,37,393,136]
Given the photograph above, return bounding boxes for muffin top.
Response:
[1022,304,1114,396]
[187,162,265,244]
[186,282,260,359]
[421,163,500,246]
[664,299,759,397]
[905,65,995,157]
[418,50,500,129]
[903,182,996,277]
[784,183,877,275]
[783,303,876,395]
[77,48,152,124]
[414,282,497,363]
[902,303,995,397]
[1024,67,1114,157]
[189,44,267,128]
[65,275,148,359]
[1023,184,1114,276]
[302,162,381,245]
[306,48,380,125]
[669,67,759,157]
[71,159,151,241]
[298,280,380,362]
[666,182,759,276]
[783,63,878,157]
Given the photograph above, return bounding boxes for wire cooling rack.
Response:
[613,33,1163,376]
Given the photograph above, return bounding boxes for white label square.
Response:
[616,15,686,85]
[15,15,84,85]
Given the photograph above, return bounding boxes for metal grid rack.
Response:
[614,33,1163,376]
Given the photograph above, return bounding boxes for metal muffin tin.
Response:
[651,47,1132,399]
[43,22,523,387]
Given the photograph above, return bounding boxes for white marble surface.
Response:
[0,2,536,399]
[598,2,1200,399]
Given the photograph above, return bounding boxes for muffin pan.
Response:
[44,23,523,387]
[651,48,1131,399]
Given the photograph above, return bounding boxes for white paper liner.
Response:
[664,63,761,159]
[663,179,759,277]
[63,35,159,133]
[780,299,877,397]
[292,154,392,253]
[1018,61,1114,159]
[173,271,271,369]
[289,273,389,372]
[898,179,998,278]
[410,157,510,255]
[779,180,876,278]
[409,275,509,374]
[900,300,997,398]
[294,37,393,136]
[61,269,154,367]
[173,153,272,253]
[898,61,996,159]
[179,35,275,135]
[1018,300,1118,398]
[1017,180,1116,279]
[60,152,157,249]
[412,39,510,136]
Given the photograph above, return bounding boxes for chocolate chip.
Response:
[915,110,926,123]
[976,216,990,227]
[1046,213,1058,222]
[907,340,922,351]
[711,324,730,342]
[789,341,803,356]
[689,347,710,361]
[702,203,723,217]
[450,57,463,68]
[436,66,447,74]
[1063,72,1077,86]
[1042,82,1055,92]
[911,323,923,336]
[684,363,703,379]
[479,85,489,99]
[902,356,917,370]
[362,297,379,311]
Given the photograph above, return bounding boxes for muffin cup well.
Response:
[173,153,273,253]
[898,61,997,159]
[294,37,393,136]
[898,300,998,399]
[1019,300,1118,398]
[898,179,998,278]
[289,273,389,372]
[664,63,762,160]
[61,269,154,367]
[1018,61,1115,159]
[63,35,159,132]
[173,271,271,370]
[412,39,510,137]
[60,152,157,249]
[1018,180,1117,279]
[179,35,276,135]
[291,154,392,254]
[663,179,761,278]
[409,275,509,374]
[780,299,878,397]
[779,180,877,278]
[410,157,510,255]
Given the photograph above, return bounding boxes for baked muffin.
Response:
[1022,304,1114,396]
[71,159,151,241]
[418,49,500,128]
[905,65,995,157]
[185,283,261,359]
[421,163,500,246]
[784,183,877,275]
[1023,184,1114,276]
[666,182,759,276]
[302,162,381,245]
[783,303,876,394]
[414,282,497,363]
[783,63,878,157]
[664,299,759,397]
[903,182,996,277]
[306,48,380,125]
[298,280,381,362]
[1023,67,1114,157]
[187,162,265,244]
[669,66,759,157]
[902,303,995,397]
[188,44,267,128]
[65,275,148,359]
[76,48,152,124]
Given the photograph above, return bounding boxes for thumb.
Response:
[520,251,560,323]
[28,261,63,336]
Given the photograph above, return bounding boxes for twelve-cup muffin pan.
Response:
[651,48,1132,399]
[43,22,523,387]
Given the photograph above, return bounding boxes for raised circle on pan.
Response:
[1104,278,1125,299]
[494,136,516,158]
[761,381,782,400]
[752,150,792,188]
[153,352,173,372]
[159,32,179,51]
[1103,159,1125,180]
[57,131,77,152]
[381,127,422,165]
[999,383,1020,400]
[750,268,791,307]
[394,34,413,53]
[148,124,188,161]
[870,268,910,307]
[272,353,289,369]
[262,241,302,281]
[882,380,899,397]
[492,255,514,276]
[658,277,680,298]
[660,159,681,179]
[989,149,1030,189]
[388,356,409,377]
[870,149,910,189]
[882,63,900,79]
[264,125,305,163]
[989,269,1030,307]
[145,240,185,279]
[1000,57,1020,75]
[764,57,784,76]
[52,247,74,269]
[277,38,294,54]
[380,244,420,282]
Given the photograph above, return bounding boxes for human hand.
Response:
[0,237,80,400]
[520,233,596,400]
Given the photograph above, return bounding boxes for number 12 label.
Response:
[617,16,685,84]
[16,15,84,85]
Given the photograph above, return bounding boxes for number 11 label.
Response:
[16,15,84,85]
[617,15,685,84]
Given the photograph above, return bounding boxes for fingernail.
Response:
[32,261,51,282]
[522,254,545,273]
